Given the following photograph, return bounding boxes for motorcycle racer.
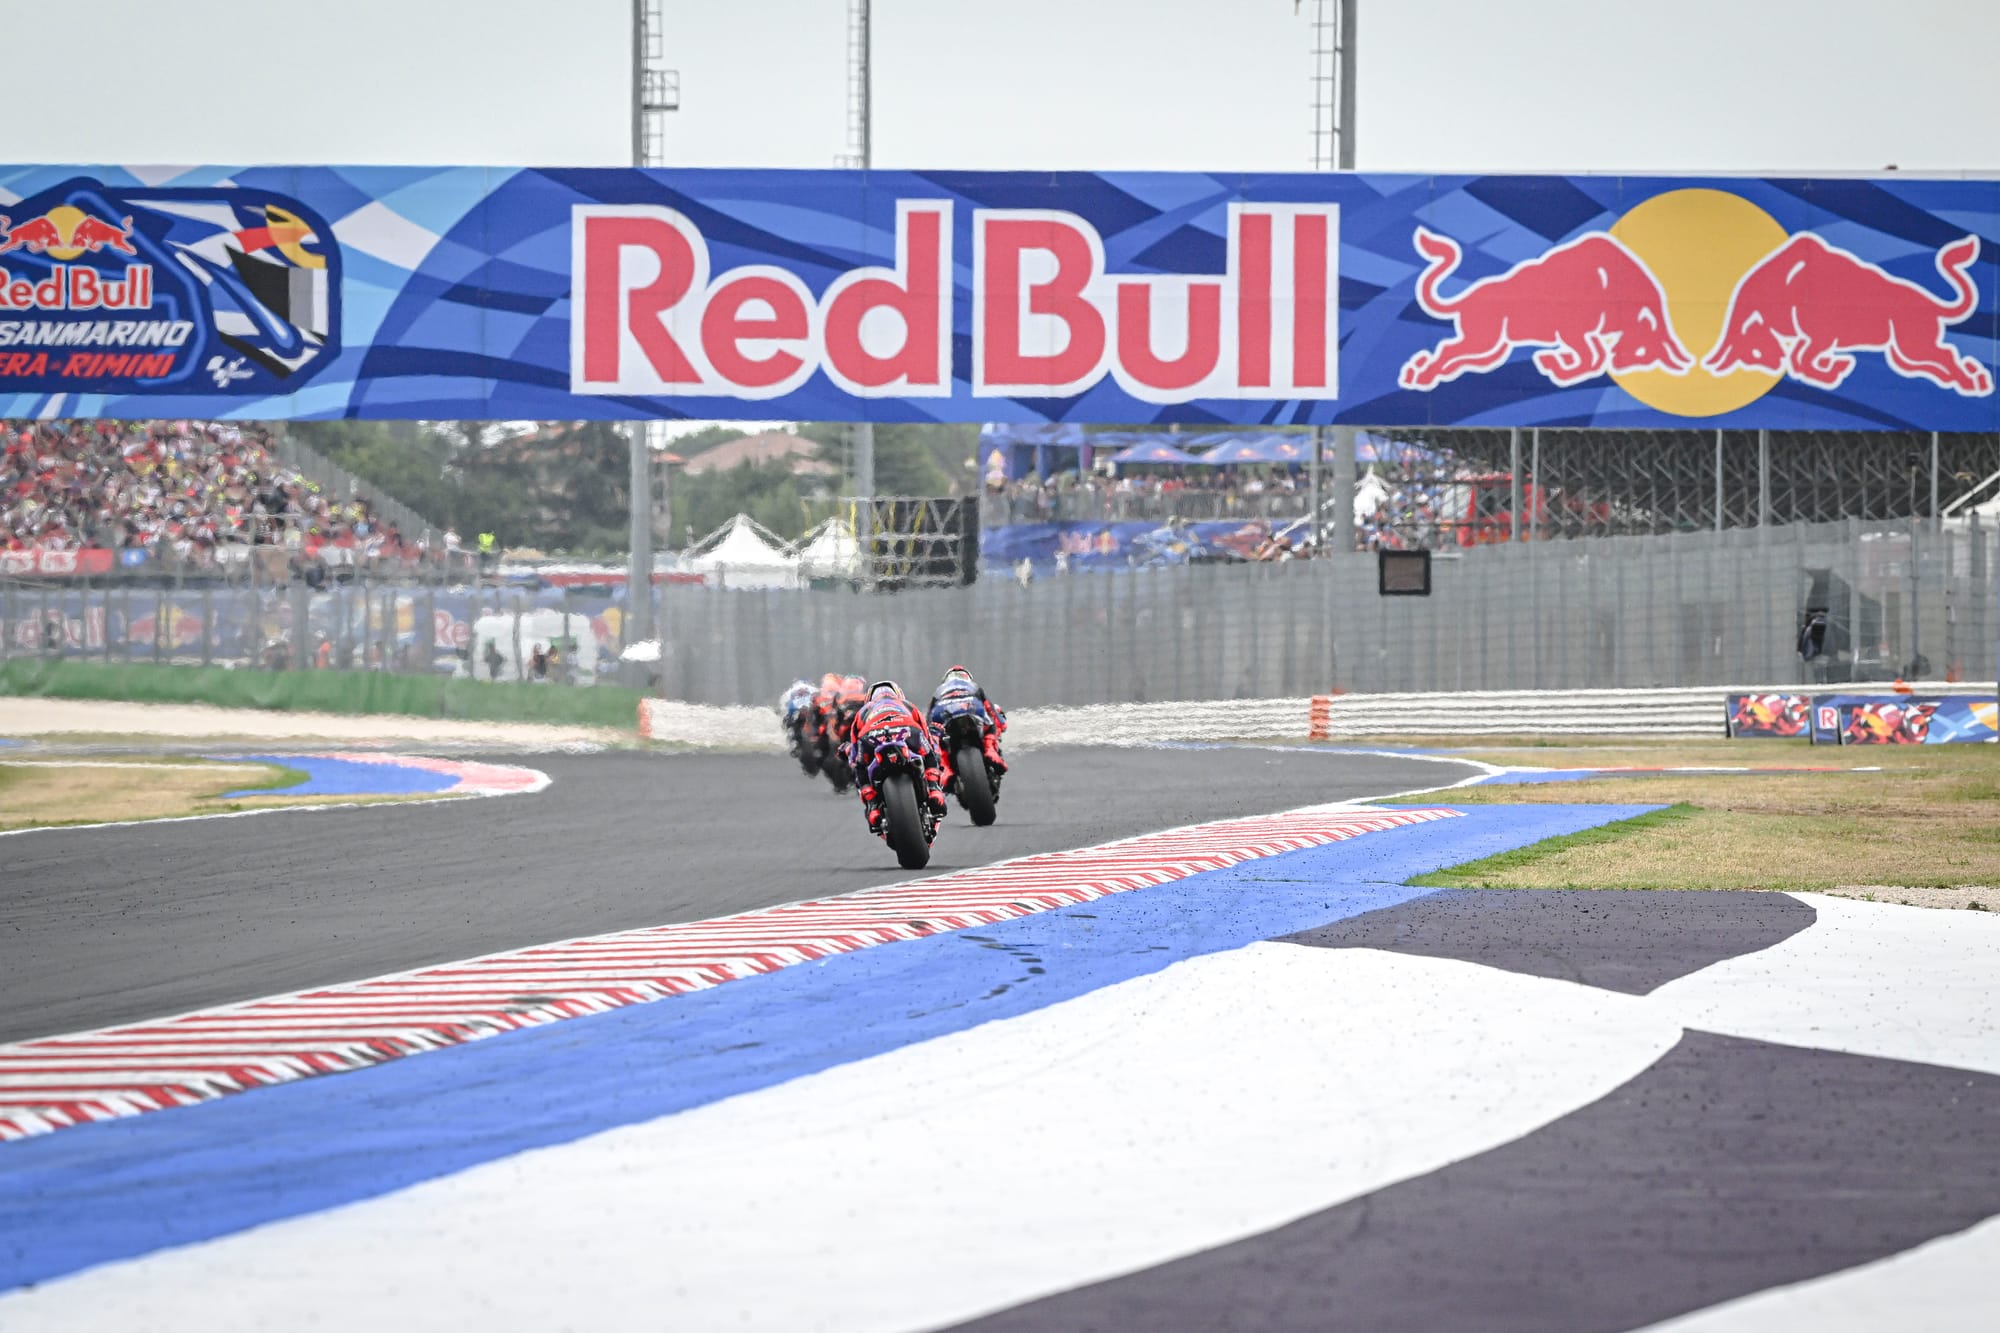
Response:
[780,678,816,760]
[780,678,814,729]
[929,664,1008,775]
[846,681,948,834]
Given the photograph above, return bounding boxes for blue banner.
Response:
[4,166,2000,428]
[982,520,1294,567]
[1832,696,1999,745]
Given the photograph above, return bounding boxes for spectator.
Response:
[1,418,436,582]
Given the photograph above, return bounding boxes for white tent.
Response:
[793,517,861,580]
[685,514,801,589]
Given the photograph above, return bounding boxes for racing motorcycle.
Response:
[856,726,941,870]
[819,692,865,792]
[932,704,1003,826]
[789,709,824,778]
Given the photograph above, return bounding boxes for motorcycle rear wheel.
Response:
[953,745,998,826]
[881,771,931,869]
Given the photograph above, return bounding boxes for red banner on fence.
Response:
[0,549,116,577]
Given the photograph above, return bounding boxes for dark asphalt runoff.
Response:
[960,889,2000,1333]
[0,744,1463,1044]
[960,1031,2000,1333]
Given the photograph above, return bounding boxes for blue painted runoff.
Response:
[1474,768,1634,785]
[220,755,459,799]
[0,801,1657,1289]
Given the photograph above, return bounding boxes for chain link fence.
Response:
[0,571,627,684]
[982,429,2000,552]
[652,517,1996,707]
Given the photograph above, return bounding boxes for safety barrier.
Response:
[1306,682,1997,741]
[637,682,1995,748]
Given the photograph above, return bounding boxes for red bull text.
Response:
[571,201,1340,403]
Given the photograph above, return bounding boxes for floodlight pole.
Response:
[1310,2,1358,553]
[845,0,877,576]
[625,0,680,650]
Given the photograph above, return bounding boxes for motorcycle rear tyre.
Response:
[953,745,998,826]
[881,772,931,869]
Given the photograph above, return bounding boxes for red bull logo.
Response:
[1400,229,1692,389]
[1400,188,1993,415]
[1704,232,1989,395]
[0,205,136,258]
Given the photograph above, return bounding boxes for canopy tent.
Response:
[684,514,801,589]
[1105,440,1206,466]
[1198,434,1316,465]
[792,517,861,579]
[982,424,1457,480]
[980,422,1088,482]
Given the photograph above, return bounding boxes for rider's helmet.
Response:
[819,672,842,691]
[944,665,973,682]
[868,680,904,701]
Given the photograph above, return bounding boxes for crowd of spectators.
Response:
[985,456,1506,553]
[2,419,466,582]
[986,468,1315,524]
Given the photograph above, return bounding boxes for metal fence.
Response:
[0,575,623,683]
[652,517,1997,707]
[981,429,2000,551]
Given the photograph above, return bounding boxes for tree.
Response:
[673,460,811,546]
[800,421,966,496]
[665,424,751,460]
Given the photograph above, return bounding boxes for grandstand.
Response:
[2,419,456,582]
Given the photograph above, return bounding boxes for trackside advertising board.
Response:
[4,166,2000,427]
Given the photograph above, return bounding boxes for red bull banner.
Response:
[2,166,1998,428]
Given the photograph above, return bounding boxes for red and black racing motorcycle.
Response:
[857,726,941,869]
[932,705,1003,827]
[819,688,866,793]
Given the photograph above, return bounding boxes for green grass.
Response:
[1407,805,1697,889]
[0,659,641,729]
[219,762,311,796]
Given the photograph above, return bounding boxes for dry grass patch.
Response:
[1398,740,1999,897]
[0,758,289,830]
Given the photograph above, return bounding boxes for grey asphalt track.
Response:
[0,744,1463,1044]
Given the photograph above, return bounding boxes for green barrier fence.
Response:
[0,660,642,729]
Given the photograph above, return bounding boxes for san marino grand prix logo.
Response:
[0,176,339,395]
[1399,187,1992,415]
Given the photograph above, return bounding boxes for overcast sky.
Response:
[0,0,1987,174]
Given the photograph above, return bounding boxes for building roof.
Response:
[678,431,836,478]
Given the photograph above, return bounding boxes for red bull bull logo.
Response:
[0,205,135,258]
[1400,188,1994,415]
[1704,232,1989,396]
[1399,228,1692,389]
